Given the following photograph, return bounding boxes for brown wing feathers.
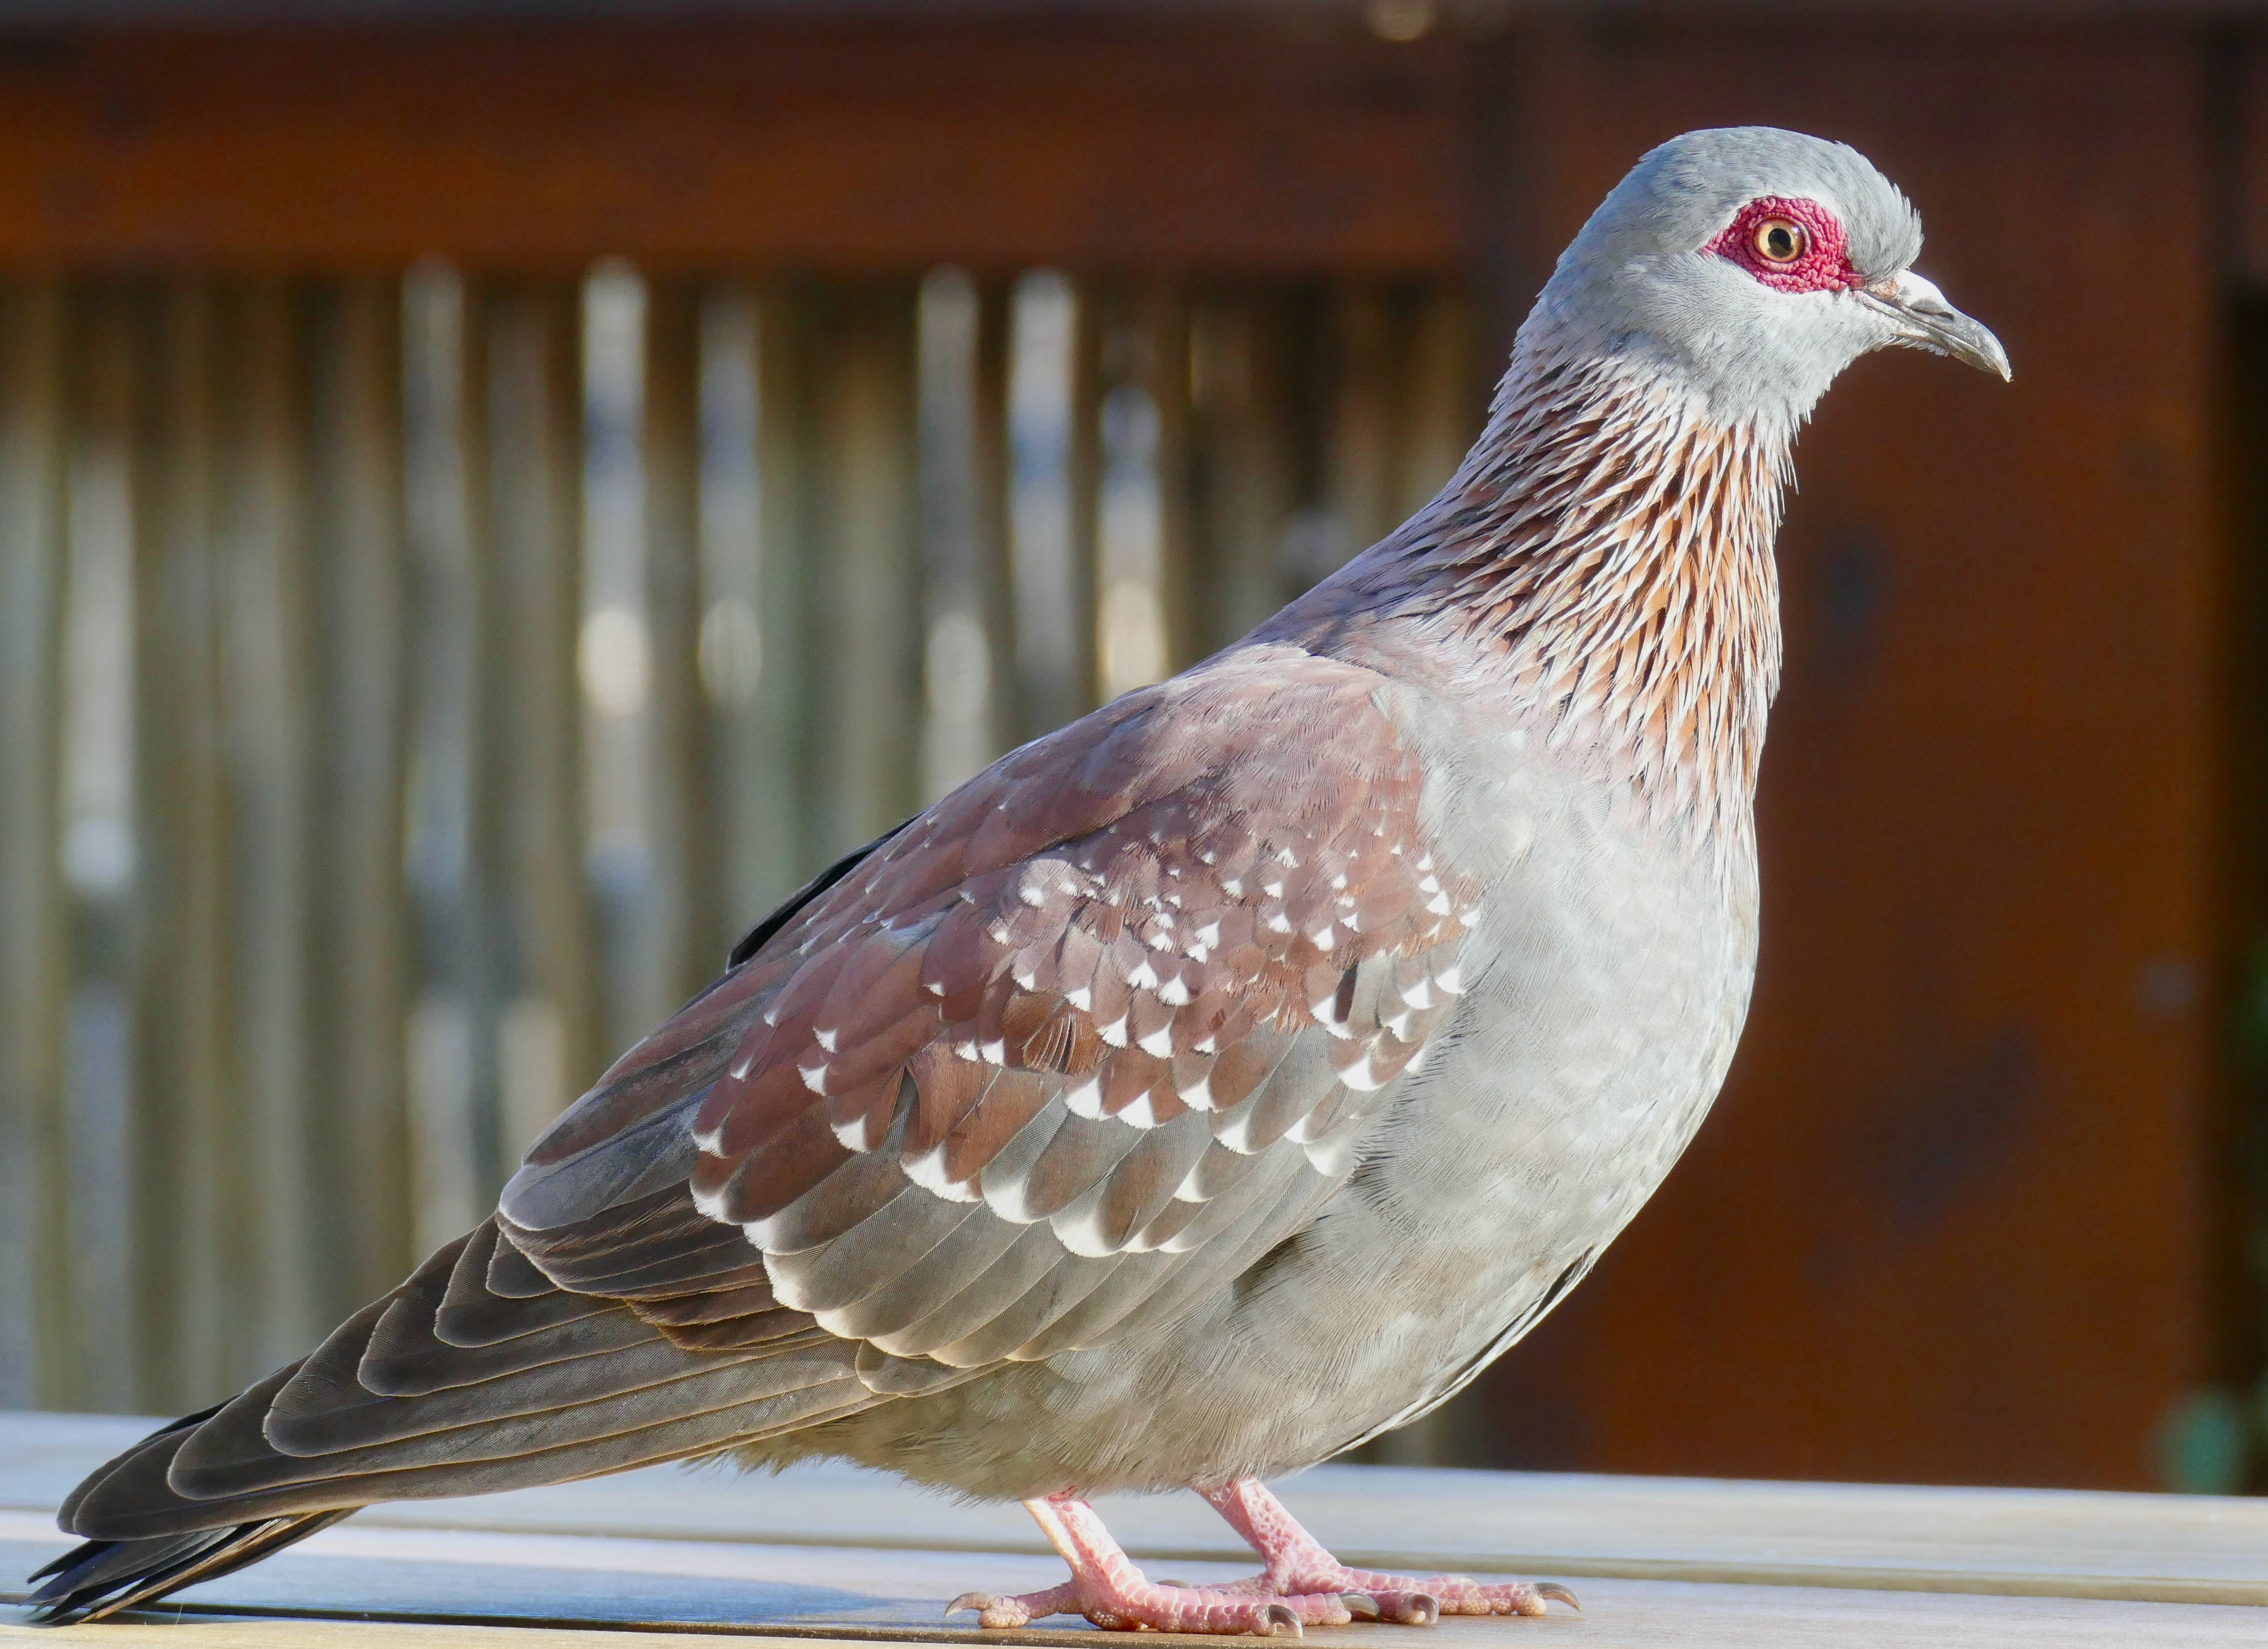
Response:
[629,659,1478,1374]
[41,654,1475,1617]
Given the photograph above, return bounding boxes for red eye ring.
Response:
[1705,196,1860,295]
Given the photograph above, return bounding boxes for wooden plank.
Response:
[0,20,1467,271]
[1471,21,2221,1492]
[212,280,322,1373]
[2,1579,2264,1649]
[9,1459,2268,1642]
[305,276,412,1312]
[14,1415,2268,1609]
[483,281,600,1153]
[0,284,67,1410]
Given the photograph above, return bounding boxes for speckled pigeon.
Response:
[32,127,2006,1633]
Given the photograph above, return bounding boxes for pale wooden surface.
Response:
[4,1412,2265,1647]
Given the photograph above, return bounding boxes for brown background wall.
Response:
[0,6,2240,1491]
[1474,23,2226,1490]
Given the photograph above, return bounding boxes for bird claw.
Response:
[1339,1593,1380,1621]
[947,1591,1037,1629]
[1261,1602,1303,1638]
[1381,1591,1440,1627]
[1535,1582,1581,1612]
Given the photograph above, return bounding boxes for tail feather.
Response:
[25,1204,876,1620]
[27,1512,349,1623]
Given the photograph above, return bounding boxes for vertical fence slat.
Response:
[487,281,598,1158]
[917,268,1003,802]
[132,281,233,1407]
[402,265,496,1254]
[217,281,322,1375]
[1005,273,1085,745]
[1141,281,1197,676]
[1189,289,1298,653]
[62,287,141,1412]
[1326,282,1397,569]
[755,283,823,894]
[1065,280,1105,721]
[969,279,1017,750]
[703,281,807,927]
[309,277,412,1311]
[814,284,922,854]
[0,282,68,1408]
[1399,285,1480,516]
[640,278,712,1015]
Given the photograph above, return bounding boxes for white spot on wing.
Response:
[902,1141,984,1202]
[1064,1075,1105,1118]
[1050,1181,1125,1258]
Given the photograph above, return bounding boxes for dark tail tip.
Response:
[26,1511,350,1624]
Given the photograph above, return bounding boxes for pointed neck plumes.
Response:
[1261,341,1792,847]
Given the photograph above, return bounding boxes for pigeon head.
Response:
[1524,126,2009,431]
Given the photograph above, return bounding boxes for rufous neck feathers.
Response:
[1259,342,1791,845]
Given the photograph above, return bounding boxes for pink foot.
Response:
[947,1496,1343,1634]
[1203,1479,1582,1621]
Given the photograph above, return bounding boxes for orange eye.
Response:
[1754,217,1807,263]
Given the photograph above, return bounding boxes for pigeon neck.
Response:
[1269,341,1790,842]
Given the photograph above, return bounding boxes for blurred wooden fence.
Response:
[0,266,1480,1416]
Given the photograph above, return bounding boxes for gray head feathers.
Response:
[1517,127,1955,433]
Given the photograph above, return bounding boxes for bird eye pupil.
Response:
[1754,218,1805,263]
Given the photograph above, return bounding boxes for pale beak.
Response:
[1857,269,2011,382]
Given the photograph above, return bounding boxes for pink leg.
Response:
[1203,1479,1580,1622]
[948,1494,1338,1634]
